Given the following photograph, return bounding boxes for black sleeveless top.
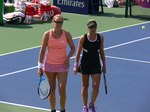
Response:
[81,33,101,65]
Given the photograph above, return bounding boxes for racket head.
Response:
[38,75,51,99]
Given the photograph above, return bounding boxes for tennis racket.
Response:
[103,72,108,94]
[38,75,51,99]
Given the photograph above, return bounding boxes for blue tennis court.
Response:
[0,22,150,112]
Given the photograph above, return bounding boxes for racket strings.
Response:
[38,79,50,99]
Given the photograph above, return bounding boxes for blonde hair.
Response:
[87,19,96,24]
[52,14,63,22]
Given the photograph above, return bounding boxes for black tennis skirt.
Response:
[78,63,101,75]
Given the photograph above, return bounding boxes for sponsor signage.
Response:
[135,0,150,8]
[53,0,89,14]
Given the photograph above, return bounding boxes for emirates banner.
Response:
[53,0,89,14]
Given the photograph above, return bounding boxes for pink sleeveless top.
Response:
[45,29,67,64]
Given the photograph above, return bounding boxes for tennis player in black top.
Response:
[73,19,106,112]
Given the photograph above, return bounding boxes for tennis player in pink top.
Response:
[38,14,75,112]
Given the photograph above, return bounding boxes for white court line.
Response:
[0,66,37,78]
[1,36,150,78]
[0,56,75,78]
[0,21,149,57]
[106,56,150,64]
[0,101,59,112]
[104,36,150,50]
[0,46,40,57]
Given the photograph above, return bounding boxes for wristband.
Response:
[38,62,43,68]
[102,62,106,66]
[74,63,78,67]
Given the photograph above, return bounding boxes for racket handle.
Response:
[103,72,108,94]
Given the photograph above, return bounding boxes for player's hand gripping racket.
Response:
[38,75,51,99]
[103,72,108,94]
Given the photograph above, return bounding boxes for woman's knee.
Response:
[82,85,89,91]
[59,84,66,94]
[92,82,100,90]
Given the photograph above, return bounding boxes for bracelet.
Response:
[102,62,106,66]
[38,62,43,68]
[74,63,78,67]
